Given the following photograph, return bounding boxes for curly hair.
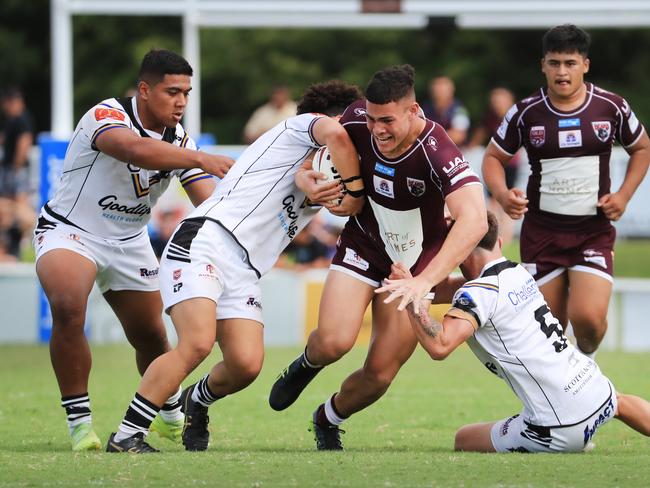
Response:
[365,64,415,104]
[297,80,362,116]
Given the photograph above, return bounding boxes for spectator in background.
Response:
[469,87,521,243]
[276,215,339,270]
[0,196,35,261]
[243,86,298,143]
[0,87,34,204]
[421,76,470,147]
[149,203,186,258]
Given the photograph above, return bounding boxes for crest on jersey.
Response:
[95,107,125,122]
[529,126,545,147]
[427,136,438,151]
[173,269,182,281]
[354,107,366,116]
[406,177,425,197]
[592,121,612,142]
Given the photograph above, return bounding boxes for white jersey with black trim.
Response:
[447,257,611,427]
[43,97,210,240]
[182,113,324,277]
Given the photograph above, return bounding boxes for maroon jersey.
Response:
[492,82,644,232]
[339,100,481,275]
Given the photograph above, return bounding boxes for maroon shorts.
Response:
[520,218,615,285]
[330,223,438,299]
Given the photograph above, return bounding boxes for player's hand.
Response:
[598,192,628,221]
[375,274,432,314]
[198,153,234,179]
[329,193,364,217]
[296,169,343,205]
[496,187,528,220]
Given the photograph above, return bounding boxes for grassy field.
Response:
[1,345,649,487]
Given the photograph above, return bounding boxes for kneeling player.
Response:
[380,212,650,453]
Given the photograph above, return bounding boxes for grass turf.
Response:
[1,345,649,487]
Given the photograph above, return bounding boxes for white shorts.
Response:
[33,219,159,293]
[159,218,263,324]
[490,386,617,453]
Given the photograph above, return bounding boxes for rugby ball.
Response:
[312,146,344,205]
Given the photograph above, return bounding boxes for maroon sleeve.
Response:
[428,125,481,197]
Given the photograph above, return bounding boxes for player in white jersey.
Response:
[33,49,233,452]
[107,80,366,453]
[385,212,650,453]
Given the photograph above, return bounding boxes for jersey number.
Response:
[534,305,568,353]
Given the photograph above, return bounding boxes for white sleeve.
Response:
[445,279,499,330]
[81,100,131,150]
[285,113,326,148]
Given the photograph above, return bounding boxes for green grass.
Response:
[1,345,649,487]
[502,239,650,278]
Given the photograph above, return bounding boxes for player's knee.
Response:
[128,324,169,354]
[49,294,86,330]
[227,353,264,386]
[177,340,214,369]
[314,334,354,361]
[362,364,398,392]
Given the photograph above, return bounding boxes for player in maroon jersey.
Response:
[482,24,650,357]
[270,65,486,450]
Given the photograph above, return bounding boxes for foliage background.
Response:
[2,1,650,143]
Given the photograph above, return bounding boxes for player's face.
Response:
[365,98,420,158]
[541,51,589,100]
[140,74,192,130]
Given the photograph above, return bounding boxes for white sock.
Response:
[324,396,345,426]
[159,387,183,423]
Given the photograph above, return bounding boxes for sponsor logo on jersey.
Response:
[427,136,438,151]
[173,269,182,280]
[507,277,540,307]
[173,282,183,293]
[278,195,301,239]
[591,121,611,142]
[139,267,159,278]
[69,233,81,242]
[95,107,125,122]
[343,247,369,271]
[246,297,262,310]
[453,291,477,309]
[354,107,366,116]
[583,397,615,445]
[496,118,508,139]
[442,156,470,177]
[406,178,425,197]
[373,175,394,198]
[628,111,640,133]
[564,361,595,395]
[529,126,545,147]
[558,118,580,128]
[558,130,582,148]
[374,162,395,177]
[98,195,151,216]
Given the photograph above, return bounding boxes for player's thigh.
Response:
[316,269,375,346]
[538,272,569,325]
[567,269,612,325]
[103,289,167,346]
[36,248,97,319]
[216,318,265,378]
[455,422,497,452]
[364,298,417,376]
[169,297,218,360]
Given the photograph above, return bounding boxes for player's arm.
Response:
[95,127,234,178]
[377,185,487,313]
[183,176,216,207]
[409,305,475,360]
[598,130,650,221]
[482,142,528,219]
[311,117,364,216]
[295,156,344,207]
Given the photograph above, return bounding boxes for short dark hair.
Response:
[297,80,363,116]
[476,211,499,251]
[0,86,23,101]
[542,24,591,57]
[138,49,193,86]
[365,64,415,104]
